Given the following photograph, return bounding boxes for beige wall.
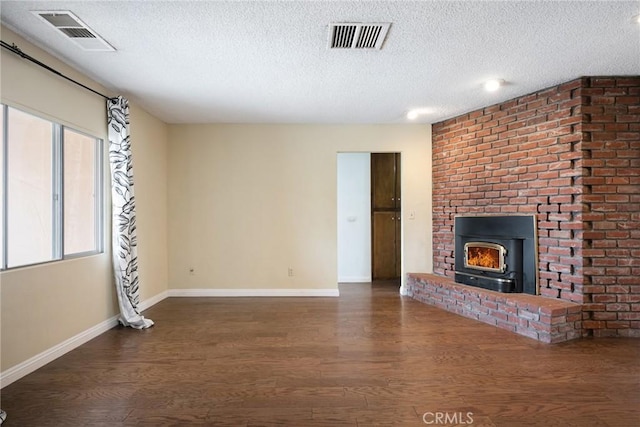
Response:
[168,124,433,292]
[0,25,431,375]
[0,27,169,372]
[129,104,169,301]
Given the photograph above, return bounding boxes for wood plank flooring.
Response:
[2,282,639,426]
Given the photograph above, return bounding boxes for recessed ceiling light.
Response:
[484,79,504,92]
[407,108,431,120]
[635,14,640,24]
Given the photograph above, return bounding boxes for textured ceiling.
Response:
[1,1,639,124]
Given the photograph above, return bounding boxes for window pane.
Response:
[64,128,97,255]
[7,108,54,268]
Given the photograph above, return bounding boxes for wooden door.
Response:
[371,153,397,210]
[371,152,401,280]
[394,154,401,209]
[395,213,401,276]
[372,211,398,280]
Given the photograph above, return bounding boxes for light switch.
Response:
[409,211,415,220]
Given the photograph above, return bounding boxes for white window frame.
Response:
[0,104,104,270]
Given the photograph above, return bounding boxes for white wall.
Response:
[337,153,371,282]
[0,26,169,376]
[168,124,433,294]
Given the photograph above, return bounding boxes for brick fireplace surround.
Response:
[406,76,640,343]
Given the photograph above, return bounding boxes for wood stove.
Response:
[454,215,538,295]
[464,242,506,273]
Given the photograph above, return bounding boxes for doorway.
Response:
[337,152,401,285]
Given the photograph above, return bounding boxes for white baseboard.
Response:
[138,290,169,312]
[338,275,372,283]
[168,288,340,297]
[0,291,168,389]
[0,315,119,389]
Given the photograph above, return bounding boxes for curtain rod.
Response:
[1,40,115,102]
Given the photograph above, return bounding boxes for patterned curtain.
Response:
[107,96,153,329]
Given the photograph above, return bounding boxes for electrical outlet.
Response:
[288,267,294,277]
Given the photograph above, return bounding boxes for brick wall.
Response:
[431,76,640,337]
[581,77,640,337]
[432,78,585,303]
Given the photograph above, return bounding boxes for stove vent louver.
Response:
[32,11,115,51]
[328,22,391,50]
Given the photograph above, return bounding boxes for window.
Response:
[0,104,103,269]
[6,108,55,267]
[63,128,100,255]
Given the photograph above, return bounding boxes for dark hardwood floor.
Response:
[2,283,639,426]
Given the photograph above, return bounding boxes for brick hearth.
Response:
[406,273,582,343]
[409,76,640,341]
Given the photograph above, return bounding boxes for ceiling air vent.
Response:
[328,22,391,50]
[32,11,115,51]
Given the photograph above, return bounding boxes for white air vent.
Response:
[328,22,391,50]
[32,11,115,51]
